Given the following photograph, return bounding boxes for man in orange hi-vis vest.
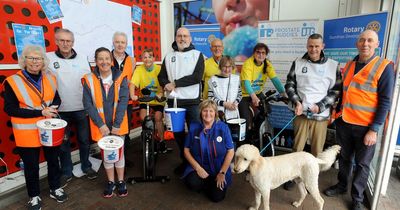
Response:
[324,30,395,210]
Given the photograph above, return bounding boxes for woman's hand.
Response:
[41,106,58,118]
[111,127,120,135]
[131,95,139,101]
[195,166,209,179]
[216,173,226,190]
[251,94,260,107]
[99,125,110,137]
[223,102,237,110]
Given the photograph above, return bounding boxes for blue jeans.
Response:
[59,110,92,177]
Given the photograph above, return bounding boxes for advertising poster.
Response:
[12,24,45,58]
[323,12,388,65]
[174,0,269,61]
[258,19,318,130]
[38,0,64,24]
[258,19,319,86]
[131,5,143,25]
[184,24,224,58]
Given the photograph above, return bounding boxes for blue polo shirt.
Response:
[183,121,234,186]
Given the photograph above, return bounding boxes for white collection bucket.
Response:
[226,118,246,142]
[98,135,124,163]
[36,118,67,147]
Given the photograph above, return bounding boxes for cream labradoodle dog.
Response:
[233,144,341,210]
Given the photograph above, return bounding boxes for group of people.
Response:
[3,25,395,210]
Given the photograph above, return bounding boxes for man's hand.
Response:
[164,83,176,92]
[309,104,320,114]
[364,130,377,146]
[131,95,138,101]
[295,101,303,116]
[42,106,58,118]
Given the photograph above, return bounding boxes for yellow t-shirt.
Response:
[131,64,164,106]
[203,57,220,99]
[240,56,277,97]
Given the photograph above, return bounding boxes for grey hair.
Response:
[112,31,128,42]
[55,28,75,41]
[18,45,49,72]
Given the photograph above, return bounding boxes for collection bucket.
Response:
[165,108,186,132]
[226,118,246,142]
[98,135,124,163]
[36,118,67,147]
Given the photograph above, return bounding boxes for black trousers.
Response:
[18,146,61,197]
[335,118,376,202]
[184,171,227,202]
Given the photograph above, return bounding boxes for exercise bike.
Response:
[128,89,170,184]
[246,90,288,157]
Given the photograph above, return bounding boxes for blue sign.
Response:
[38,0,64,24]
[185,24,224,58]
[12,24,46,59]
[324,12,388,63]
[132,5,143,25]
[269,104,294,130]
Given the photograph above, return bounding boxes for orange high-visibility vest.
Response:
[82,73,128,141]
[113,56,134,105]
[5,71,57,147]
[341,56,391,126]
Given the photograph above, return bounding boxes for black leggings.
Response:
[184,171,227,202]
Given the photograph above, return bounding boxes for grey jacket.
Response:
[82,67,129,130]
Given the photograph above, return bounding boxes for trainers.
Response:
[116,180,128,197]
[28,196,42,210]
[60,175,72,188]
[283,180,296,191]
[50,188,68,203]
[352,201,364,210]
[103,181,115,198]
[84,168,98,180]
[324,184,347,197]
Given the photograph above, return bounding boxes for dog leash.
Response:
[259,115,297,154]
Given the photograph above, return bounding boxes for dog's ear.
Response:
[248,154,263,174]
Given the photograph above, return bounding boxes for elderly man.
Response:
[203,38,224,99]
[47,29,97,187]
[158,27,204,175]
[324,30,395,210]
[111,31,136,143]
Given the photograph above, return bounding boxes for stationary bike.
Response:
[128,89,170,184]
[246,90,288,157]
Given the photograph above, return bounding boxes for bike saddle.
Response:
[156,96,167,102]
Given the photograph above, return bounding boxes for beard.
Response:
[177,41,190,51]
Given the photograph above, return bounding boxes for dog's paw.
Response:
[248,207,257,210]
[292,201,301,208]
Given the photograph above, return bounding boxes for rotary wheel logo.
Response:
[366,21,381,32]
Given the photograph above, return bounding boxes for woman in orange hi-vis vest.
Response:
[82,47,129,198]
[3,45,68,209]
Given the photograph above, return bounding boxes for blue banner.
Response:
[324,12,388,63]
[185,24,224,58]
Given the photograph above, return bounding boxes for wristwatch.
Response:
[219,171,225,175]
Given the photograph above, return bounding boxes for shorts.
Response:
[139,104,164,112]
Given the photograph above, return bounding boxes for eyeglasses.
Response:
[57,39,73,44]
[255,51,267,55]
[25,56,44,62]
[176,34,190,39]
[212,45,223,49]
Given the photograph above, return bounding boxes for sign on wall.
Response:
[323,12,388,64]
[184,24,224,58]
